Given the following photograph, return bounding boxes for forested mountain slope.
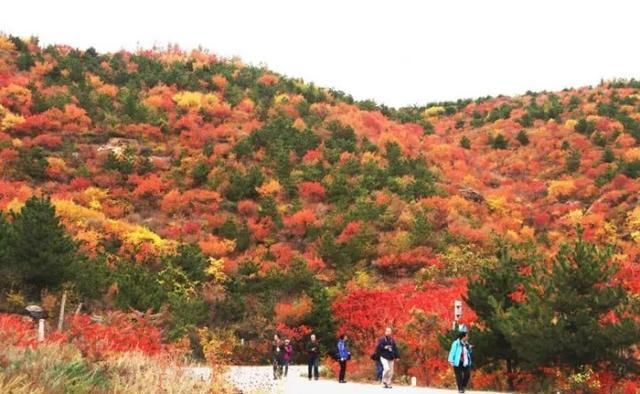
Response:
[0,35,639,391]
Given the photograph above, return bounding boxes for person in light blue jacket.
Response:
[336,334,351,383]
[448,325,472,393]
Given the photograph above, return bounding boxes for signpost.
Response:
[453,300,463,329]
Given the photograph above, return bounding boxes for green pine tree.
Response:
[9,196,78,296]
[304,282,336,355]
[516,130,530,146]
[497,234,640,376]
[602,147,615,163]
[565,149,581,172]
[0,213,16,291]
[490,134,508,150]
[191,161,210,186]
[460,136,471,149]
[465,245,538,390]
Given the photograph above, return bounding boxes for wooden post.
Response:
[57,291,67,332]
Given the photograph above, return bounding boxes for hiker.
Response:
[272,334,284,380]
[283,338,293,378]
[336,334,350,383]
[306,334,320,380]
[448,325,472,393]
[376,327,399,389]
[371,350,383,382]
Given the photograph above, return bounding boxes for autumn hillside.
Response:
[0,35,639,391]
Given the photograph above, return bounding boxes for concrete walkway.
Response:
[216,365,505,394]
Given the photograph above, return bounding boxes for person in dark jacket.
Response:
[282,338,293,378]
[376,327,399,389]
[448,325,472,393]
[336,334,350,383]
[272,334,284,380]
[306,334,320,380]
[371,351,383,382]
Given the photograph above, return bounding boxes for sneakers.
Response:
[383,383,392,389]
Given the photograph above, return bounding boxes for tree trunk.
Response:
[506,358,515,391]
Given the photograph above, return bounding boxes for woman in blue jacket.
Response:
[336,334,350,383]
[448,326,472,393]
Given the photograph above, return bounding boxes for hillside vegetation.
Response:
[0,35,639,392]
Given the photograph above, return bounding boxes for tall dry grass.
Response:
[0,343,235,393]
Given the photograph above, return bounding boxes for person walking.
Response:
[336,334,350,383]
[371,350,383,382]
[282,338,293,378]
[448,325,472,393]
[306,334,320,380]
[272,334,284,380]
[376,327,399,389]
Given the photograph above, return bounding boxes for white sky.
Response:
[1,0,639,107]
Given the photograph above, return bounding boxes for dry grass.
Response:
[0,343,235,393]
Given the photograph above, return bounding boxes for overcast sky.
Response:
[1,0,638,107]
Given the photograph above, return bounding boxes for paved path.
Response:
[212,366,504,394]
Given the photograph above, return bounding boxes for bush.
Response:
[460,136,471,149]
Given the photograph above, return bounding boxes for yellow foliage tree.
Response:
[423,106,445,118]
[627,206,640,242]
[1,111,25,130]
[206,257,228,284]
[548,179,576,201]
[256,179,282,197]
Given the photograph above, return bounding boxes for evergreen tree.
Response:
[191,161,210,186]
[9,196,78,296]
[497,234,640,376]
[574,118,595,135]
[410,212,432,247]
[565,149,581,172]
[490,134,508,150]
[465,245,537,390]
[0,213,15,290]
[303,282,336,354]
[166,244,209,283]
[516,130,530,146]
[602,147,615,163]
[17,146,48,181]
[460,135,471,149]
[110,259,166,311]
[0,213,9,264]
